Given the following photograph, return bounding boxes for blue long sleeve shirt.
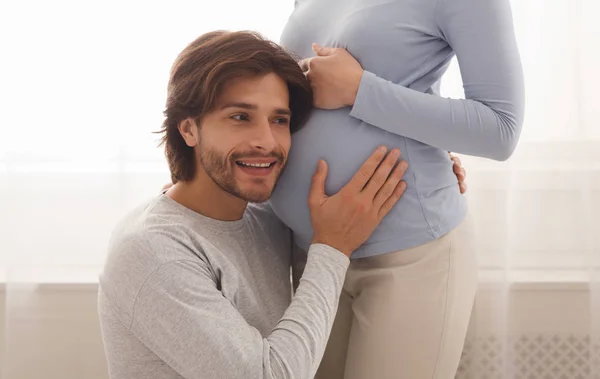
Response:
[270,0,525,258]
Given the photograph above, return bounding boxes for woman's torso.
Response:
[270,0,468,258]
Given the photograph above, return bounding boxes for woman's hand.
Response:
[299,43,364,109]
[449,153,467,194]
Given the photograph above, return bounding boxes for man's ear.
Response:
[178,118,199,147]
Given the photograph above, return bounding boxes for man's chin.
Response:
[227,180,273,203]
[239,191,272,203]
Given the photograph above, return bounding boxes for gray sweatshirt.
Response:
[98,194,349,379]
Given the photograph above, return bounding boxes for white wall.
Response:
[0,285,108,379]
[0,283,593,379]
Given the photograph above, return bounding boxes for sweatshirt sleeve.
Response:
[128,243,349,379]
[348,0,525,161]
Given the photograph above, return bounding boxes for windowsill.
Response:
[0,266,101,292]
[0,269,593,292]
[478,269,592,291]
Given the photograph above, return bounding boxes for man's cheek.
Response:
[280,134,292,156]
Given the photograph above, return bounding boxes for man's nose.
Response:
[250,119,277,152]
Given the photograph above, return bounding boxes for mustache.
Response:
[230,150,285,163]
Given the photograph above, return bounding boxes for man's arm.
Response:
[133,146,408,379]
[129,244,348,379]
[291,240,308,293]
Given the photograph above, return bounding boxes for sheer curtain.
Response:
[0,0,598,378]
[440,0,600,377]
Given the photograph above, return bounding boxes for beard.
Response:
[198,142,286,203]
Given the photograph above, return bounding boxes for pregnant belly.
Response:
[269,108,459,250]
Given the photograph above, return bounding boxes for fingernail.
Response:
[391,149,400,158]
[378,146,387,154]
[399,161,408,170]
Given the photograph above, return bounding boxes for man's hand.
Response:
[299,43,364,110]
[308,146,408,257]
[449,153,467,194]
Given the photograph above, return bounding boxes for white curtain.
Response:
[1,0,598,378]
[443,1,600,377]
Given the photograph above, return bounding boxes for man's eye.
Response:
[232,114,250,122]
[274,117,290,126]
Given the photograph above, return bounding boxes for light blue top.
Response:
[270,0,525,259]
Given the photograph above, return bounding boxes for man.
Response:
[98,30,409,379]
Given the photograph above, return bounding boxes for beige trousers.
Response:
[315,215,478,379]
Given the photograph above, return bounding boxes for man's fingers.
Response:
[373,160,408,209]
[308,160,328,207]
[362,148,401,198]
[345,146,388,192]
[451,154,467,193]
[378,181,407,219]
[454,166,466,182]
[453,162,460,174]
[450,154,462,166]
[450,154,467,191]
[453,161,465,174]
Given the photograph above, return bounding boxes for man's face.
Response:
[194,73,292,203]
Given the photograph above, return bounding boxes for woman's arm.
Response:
[348,0,525,161]
[304,0,525,161]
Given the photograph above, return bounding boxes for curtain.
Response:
[1,0,598,378]
[442,1,600,377]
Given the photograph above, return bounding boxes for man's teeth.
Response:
[239,162,273,168]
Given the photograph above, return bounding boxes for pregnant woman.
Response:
[269,0,525,378]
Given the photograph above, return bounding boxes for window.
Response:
[1,0,598,282]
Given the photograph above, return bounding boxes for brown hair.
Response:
[158,30,313,183]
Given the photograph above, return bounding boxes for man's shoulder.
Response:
[99,196,214,325]
[108,198,183,256]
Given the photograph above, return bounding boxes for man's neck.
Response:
[166,174,247,222]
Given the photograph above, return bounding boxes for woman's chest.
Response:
[281,0,443,79]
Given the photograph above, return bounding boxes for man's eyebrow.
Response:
[219,102,291,116]
[219,102,257,110]
[274,108,292,116]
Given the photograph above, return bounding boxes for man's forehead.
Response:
[216,100,292,116]
[220,73,288,97]
[216,83,290,112]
